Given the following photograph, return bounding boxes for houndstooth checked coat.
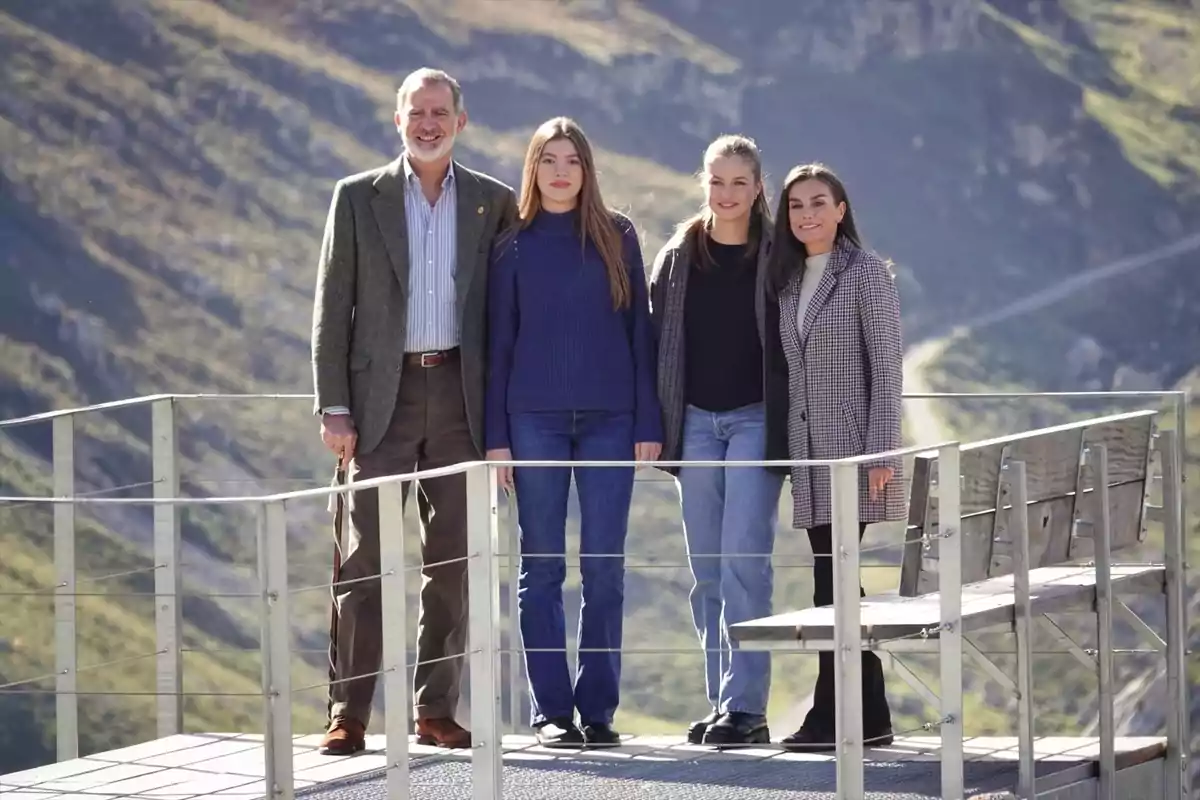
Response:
[769,235,906,530]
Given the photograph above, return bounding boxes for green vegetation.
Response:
[983,0,1200,194]
[0,451,327,769]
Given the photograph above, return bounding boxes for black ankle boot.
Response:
[686,710,721,744]
[701,712,770,747]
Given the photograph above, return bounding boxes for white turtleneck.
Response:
[795,251,831,333]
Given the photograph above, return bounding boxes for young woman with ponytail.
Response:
[648,134,785,747]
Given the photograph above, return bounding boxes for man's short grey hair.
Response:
[396,68,464,115]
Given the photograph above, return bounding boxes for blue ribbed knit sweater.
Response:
[484,208,663,451]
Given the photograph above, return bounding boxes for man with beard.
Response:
[311,67,517,754]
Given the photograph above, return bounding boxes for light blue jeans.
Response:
[677,401,784,716]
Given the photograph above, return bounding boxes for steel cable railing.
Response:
[0,389,1189,800]
[0,436,959,800]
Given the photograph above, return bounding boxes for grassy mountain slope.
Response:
[913,0,1200,776]
[2,0,1198,774]
[0,0,738,772]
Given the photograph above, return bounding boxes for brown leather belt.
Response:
[403,348,459,368]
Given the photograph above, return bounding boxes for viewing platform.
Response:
[0,731,1173,799]
[0,390,1191,799]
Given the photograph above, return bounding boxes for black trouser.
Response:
[801,522,892,734]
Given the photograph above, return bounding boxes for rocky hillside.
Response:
[1,0,1198,774]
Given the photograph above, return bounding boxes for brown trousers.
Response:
[328,352,475,726]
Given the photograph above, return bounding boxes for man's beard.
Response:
[405,130,456,163]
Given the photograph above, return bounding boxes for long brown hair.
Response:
[675,134,771,270]
[767,162,862,297]
[516,116,630,309]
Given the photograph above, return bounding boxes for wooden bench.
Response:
[730,409,1163,643]
[728,408,1187,798]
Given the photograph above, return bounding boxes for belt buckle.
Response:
[419,351,441,368]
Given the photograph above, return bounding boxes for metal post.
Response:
[830,461,863,800]
[467,464,503,799]
[151,398,183,738]
[1174,392,1188,550]
[258,501,293,800]
[378,480,411,797]
[936,444,963,800]
[52,414,78,762]
[506,496,522,733]
[1009,461,1035,799]
[1170,393,1190,800]
[1089,445,1115,800]
[1160,429,1188,799]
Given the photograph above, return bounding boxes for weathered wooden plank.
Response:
[961,430,1078,515]
[1069,477,1149,562]
[899,454,932,597]
[897,410,1157,597]
[949,736,1167,768]
[729,564,1165,642]
[908,482,1147,594]
[1081,414,1158,488]
[913,411,1156,517]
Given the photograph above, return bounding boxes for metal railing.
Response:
[0,389,1191,800]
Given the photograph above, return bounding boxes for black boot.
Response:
[701,712,770,748]
[581,722,622,748]
[781,724,894,752]
[686,710,721,744]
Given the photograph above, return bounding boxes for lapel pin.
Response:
[477,205,485,215]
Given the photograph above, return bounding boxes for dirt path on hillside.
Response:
[900,230,1200,447]
[903,336,954,446]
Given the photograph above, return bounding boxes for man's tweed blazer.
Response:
[647,226,783,475]
[770,234,906,530]
[310,156,517,457]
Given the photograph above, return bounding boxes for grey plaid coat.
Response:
[774,236,906,529]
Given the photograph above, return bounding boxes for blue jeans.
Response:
[510,410,635,727]
[677,402,784,716]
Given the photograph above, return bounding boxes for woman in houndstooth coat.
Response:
[762,162,905,751]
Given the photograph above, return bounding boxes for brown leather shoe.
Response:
[319,717,366,755]
[415,717,472,749]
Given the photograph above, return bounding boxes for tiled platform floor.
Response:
[0,733,1167,800]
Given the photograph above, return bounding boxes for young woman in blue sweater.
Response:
[484,116,663,748]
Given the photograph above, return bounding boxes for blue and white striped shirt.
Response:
[402,153,459,352]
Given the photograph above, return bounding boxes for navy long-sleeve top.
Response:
[484,208,663,451]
